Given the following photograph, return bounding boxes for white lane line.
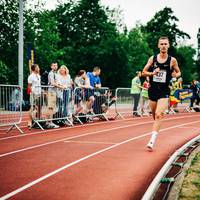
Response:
[0,113,198,141]
[0,117,141,141]
[0,120,153,158]
[1,120,200,200]
[64,140,117,145]
[177,126,200,129]
[0,115,199,158]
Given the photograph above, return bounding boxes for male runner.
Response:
[142,36,181,149]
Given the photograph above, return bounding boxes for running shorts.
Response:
[148,87,170,102]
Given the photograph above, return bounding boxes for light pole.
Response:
[18,0,23,99]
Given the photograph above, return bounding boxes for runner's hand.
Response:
[152,68,160,75]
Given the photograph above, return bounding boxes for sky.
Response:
[47,0,200,48]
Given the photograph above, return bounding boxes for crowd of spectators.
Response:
[27,63,116,128]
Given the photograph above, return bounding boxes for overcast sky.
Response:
[47,0,200,48]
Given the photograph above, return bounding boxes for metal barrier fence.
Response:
[1,85,195,132]
[115,88,194,118]
[30,86,73,130]
[115,88,148,118]
[73,87,111,124]
[0,84,23,134]
[30,86,113,129]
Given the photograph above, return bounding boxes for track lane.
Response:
[0,114,199,157]
[0,115,199,200]
[12,122,199,200]
[0,112,197,138]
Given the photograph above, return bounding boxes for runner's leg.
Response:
[153,98,168,132]
[147,98,168,149]
[149,100,157,120]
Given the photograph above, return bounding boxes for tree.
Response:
[0,61,10,84]
[142,7,190,55]
[124,26,153,80]
[176,45,197,83]
[33,10,63,71]
[0,0,19,84]
[54,0,130,87]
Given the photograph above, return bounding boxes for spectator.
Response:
[57,65,73,117]
[130,71,142,117]
[86,67,103,116]
[169,77,181,112]
[74,70,91,89]
[170,77,180,95]
[85,67,102,114]
[86,66,101,88]
[27,64,41,127]
[93,89,117,116]
[190,80,200,108]
[140,76,150,115]
[41,70,49,86]
[171,70,183,89]
[177,77,183,89]
[47,62,60,128]
[197,81,200,89]
[74,70,92,115]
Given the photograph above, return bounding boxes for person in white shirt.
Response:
[27,64,41,127]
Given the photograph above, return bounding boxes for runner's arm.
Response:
[142,56,155,77]
[172,57,181,78]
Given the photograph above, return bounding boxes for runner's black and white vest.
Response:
[149,55,173,91]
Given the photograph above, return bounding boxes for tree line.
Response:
[0,0,200,89]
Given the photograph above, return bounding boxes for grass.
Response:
[179,151,200,200]
[192,180,200,189]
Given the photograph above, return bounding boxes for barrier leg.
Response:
[31,120,44,131]
[6,124,24,134]
[101,113,109,121]
[65,117,74,126]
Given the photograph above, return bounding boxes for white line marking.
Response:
[0,116,139,141]
[64,140,117,145]
[0,120,152,158]
[0,113,198,141]
[0,115,199,158]
[177,126,200,129]
[1,120,200,200]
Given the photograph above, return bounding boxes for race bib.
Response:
[153,70,167,83]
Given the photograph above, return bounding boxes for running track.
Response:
[0,113,200,200]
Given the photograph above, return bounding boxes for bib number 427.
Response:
[153,70,167,83]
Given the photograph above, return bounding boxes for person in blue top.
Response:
[85,67,101,115]
[86,67,101,88]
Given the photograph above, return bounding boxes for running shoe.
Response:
[147,133,157,150]
[133,112,141,117]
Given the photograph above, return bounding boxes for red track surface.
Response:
[0,113,200,200]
